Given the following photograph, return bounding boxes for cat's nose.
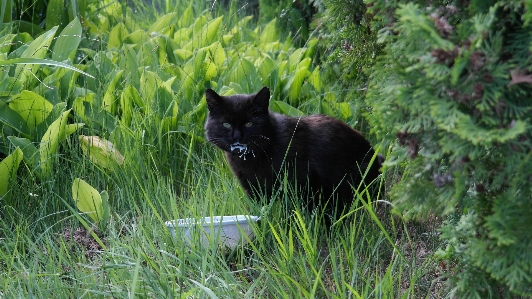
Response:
[232,129,242,141]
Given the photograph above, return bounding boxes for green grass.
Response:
[0,0,446,297]
[0,139,444,297]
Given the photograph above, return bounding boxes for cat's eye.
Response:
[245,122,253,127]
[222,122,231,128]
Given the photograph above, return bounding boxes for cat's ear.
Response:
[205,88,223,112]
[252,86,270,111]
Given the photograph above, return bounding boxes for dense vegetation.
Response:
[1,0,530,298]
[324,0,532,297]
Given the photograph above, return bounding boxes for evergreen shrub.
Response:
[364,1,532,297]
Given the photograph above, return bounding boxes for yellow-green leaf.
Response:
[15,26,58,86]
[72,178,103,223]
[260,18,277,44]
[183,16,223,50]
[102,70,124,114]
[0,148,23,200]
[52,17,82,62]
[148,12,177,34]
[8,90,54,130]
[79,135,125,170]
[308,66,322,92]
[39,109,75,177]
[107,23,129,50]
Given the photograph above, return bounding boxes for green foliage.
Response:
[312,0,381,133]
[72,178,111,229]
[259,0,319,47]
[1,0,329,193]
[365,1,532,297]
[0,147,22,200]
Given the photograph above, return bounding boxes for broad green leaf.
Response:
[183,16,223,50]
[137,38,160,67]
[124,30,150,52]
[222,34,233,44]
[272,101,304,117]
[204,41,225,68]
[155,86,176,119]
[308,66,322,91]
[0,58,95,78]
[230,16,254,35]
[337,102,353,120]
[52,17,82,62]
[108,23,129,50]
[204,63,217,81]
[320,101,335,118]
[72,178,103,223]
[0,68,22,97]
[148,12,177,33]
[194,48,208,79]
[139,71,169,115]
[127,84,144,107]
[46,0,65,30]
[152,35,172,65]
[39,109,80,177]
[63,123,84,141]
[229,57,260,93]
[190,15,208,36]
[81,101,117,134]
[161,25,175,40]
[244,47,260,60]
[226,82,245,94]
[102,1,122,19]
[15,26,58,86]
[120,85,139,126]
[79,135,124,170]
[102,70,124,114]
[0,148,23,200]
[72,93,95,123]
[174,49,193,61]
[140,70,160,99]
[1,0,12,23]
[178,4,194,28]
[257,54,277,86]
[8,90,54,130]
[304,38,318,60]
[288,48,307,72]
[288,58,312,104]
[0,33,16,53]
[0,100,31,136]
[276,60,288,92]
[173,27,191,45]
[160,116,177,132]
[260,18,277,44]
[7,136,38,168]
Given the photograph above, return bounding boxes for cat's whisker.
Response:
[251,141,270,159]
[255,135,271,141]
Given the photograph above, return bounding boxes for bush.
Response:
[364,1,532,297]
[258,0,318,46]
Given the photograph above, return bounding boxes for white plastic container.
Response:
[165,215,260,250]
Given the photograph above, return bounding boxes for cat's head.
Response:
[205,87,272,158]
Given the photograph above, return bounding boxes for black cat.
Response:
[205,86,383,218]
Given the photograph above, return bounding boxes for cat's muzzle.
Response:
[230,142,248,153]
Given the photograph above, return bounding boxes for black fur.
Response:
[205,87,382,217]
